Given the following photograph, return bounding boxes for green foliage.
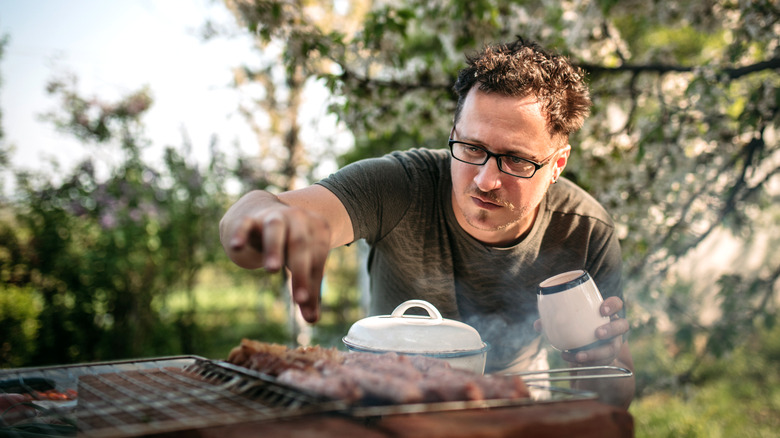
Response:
[339,125,445,165]
[0,285,42,367]
[0,78,259,366]
[43,74,152,144]
[0,56,360,366]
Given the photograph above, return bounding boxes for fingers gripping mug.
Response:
[537,270,610,352]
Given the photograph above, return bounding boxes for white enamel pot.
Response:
[342,299,489,374]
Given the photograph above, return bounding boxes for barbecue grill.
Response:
[0,356,631,437]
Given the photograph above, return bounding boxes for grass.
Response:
[631,378,780,438]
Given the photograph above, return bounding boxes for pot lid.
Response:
[343,300,487,354]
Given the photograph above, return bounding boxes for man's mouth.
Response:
[471,194,502,210]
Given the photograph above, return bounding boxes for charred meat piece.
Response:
[276,368,363,402]
[337,362,425,404]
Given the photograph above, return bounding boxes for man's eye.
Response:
[504,156,535,173]
[507,155,528,165]
[461,145,484,155]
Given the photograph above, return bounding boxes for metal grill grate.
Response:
[76,367,336,437]
[0,356,345,438]
[1,356,619,437]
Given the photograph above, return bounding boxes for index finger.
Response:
[563,336,622,365]
[261,211,289,272]
[601,296,624,317]
[596,317,630,340]
[286,228,326,323]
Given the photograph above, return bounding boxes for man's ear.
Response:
[552,144,572,183]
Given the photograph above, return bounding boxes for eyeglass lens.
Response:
[451,142,538,177]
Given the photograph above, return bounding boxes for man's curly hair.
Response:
[453,37,591,142]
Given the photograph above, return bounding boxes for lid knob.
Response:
[390,299,443,322]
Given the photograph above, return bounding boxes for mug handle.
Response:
[391,299,443,321]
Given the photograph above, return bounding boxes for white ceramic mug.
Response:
[537,270,610,352]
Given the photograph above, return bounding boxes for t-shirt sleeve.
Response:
[586,223,624,317]
[546,180,624,310]
[316,155,414,244]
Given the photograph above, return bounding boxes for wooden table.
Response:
[153,399,634,438]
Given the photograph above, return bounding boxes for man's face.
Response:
[450,88,569,246]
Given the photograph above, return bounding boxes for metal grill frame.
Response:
[0,356,606,437]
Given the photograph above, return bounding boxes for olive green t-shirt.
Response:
[317,148,623,372]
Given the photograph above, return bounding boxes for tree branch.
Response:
[331,57,779,97]
[579,57,780,79]
[643,135,774,284]
[337,68,453,93]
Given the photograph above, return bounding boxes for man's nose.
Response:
[473,156,503,191]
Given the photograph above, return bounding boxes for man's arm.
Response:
[219,185,353,322]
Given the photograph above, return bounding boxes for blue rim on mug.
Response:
[563,337,612,353]
[537,270,591,295]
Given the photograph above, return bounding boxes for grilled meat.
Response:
[227,339,529,405]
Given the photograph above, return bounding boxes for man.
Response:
[220,37,635,407]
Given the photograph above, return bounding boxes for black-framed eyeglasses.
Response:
[448,132,559,179]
